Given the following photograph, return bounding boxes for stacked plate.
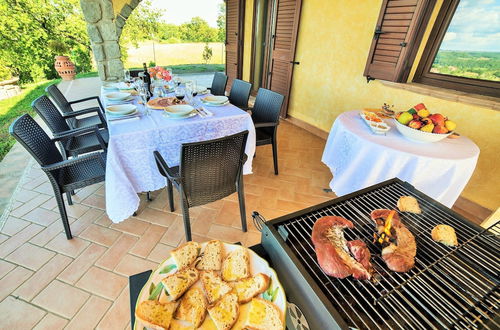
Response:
[163,104,196,119]
[102,82,119,91]
[201,95,229,106]
[105,104,138,120]
[104,92,134,104]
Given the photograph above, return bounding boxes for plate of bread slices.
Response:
[134,240,286,330]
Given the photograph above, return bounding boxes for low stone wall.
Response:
[0,77,21,100]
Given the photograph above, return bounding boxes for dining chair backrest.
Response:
[32,95,72,135]
[9,114,63,168]
[252,88,285,124]
[228,79,252,109]
[46,84,73,114]
[210,72,228,96]
[180,130,249,207]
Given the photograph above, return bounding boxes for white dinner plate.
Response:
[102,82,118,91]
[105,104,137,116]
[134,241,287,330]
[162,111,197,119]
[202,100,230,107]
[106,96,135,104]
[164,104,194,117]
[105,92,131,101]
[202,95,228,104]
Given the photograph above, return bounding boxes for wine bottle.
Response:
[143,63,151,100]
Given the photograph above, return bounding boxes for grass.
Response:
[125,42,225,67]
[0,72,96,161]
[128,63,224,74]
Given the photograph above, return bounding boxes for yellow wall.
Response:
[113,0,129,15]
[244,0,500,210]
[243,0,254,81]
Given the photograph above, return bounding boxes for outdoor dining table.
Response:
[322,110,480,208]
[101,89,256,222]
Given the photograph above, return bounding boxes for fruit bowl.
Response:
[394,119,453,143]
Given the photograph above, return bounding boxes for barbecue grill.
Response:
[255,178,499,329]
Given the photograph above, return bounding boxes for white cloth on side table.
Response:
[322,110,480,208]
[102,90,256,222]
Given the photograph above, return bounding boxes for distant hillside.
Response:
[431,50,500,82]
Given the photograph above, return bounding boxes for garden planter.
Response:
[54,56,76,80]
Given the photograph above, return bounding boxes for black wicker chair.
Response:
[10,114,106,239]
[228,79,252,110]
[153,131,249,241]
[252,88,285,175]
[46,84,106,130]
[208,72,228,96]
[32,95,108,159]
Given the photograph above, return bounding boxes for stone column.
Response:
[80,0,142,81]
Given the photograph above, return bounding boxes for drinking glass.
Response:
[173,75,181,87]
[139,88,151,116]
[191,81,198,97]
[175,87,185,101]
[124,69,131,82]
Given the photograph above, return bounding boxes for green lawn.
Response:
[128,63,224,74]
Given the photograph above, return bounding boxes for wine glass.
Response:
[124,69,131,82]
[173,75,181,87]
[175,86,185,101]
[139,87,151,116]
[191,81,198,97]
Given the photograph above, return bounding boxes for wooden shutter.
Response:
[265,0,302,117]
[364,0,436,82]
[226,0,244,91]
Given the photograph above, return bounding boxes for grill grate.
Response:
[275,181,499,329]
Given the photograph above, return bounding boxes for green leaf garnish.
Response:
[148,282,164,300]
[270,287,279,302]
[159,264,177,274]
[149,282,155,295]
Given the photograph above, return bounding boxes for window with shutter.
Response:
[364,0,436,82]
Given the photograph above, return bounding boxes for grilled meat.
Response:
[370,209,416,272]
[312,216,372,280]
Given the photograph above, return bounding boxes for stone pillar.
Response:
[80,0,142,81]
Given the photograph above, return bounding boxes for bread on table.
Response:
[242,298,284,330]
[135,300,176,330]
[174,287,207,327]
[222,248,250,282]
[168,319,195,330]
[432,224,458,246]
[397,196,422,214]
[201,271,232,304]
[161,267,199,301]
[171,241,200,270]
[196,240,223,271]
[232,273,270,303]
[207,293,239,330]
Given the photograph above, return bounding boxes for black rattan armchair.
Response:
[208,72,228,96]
[32,95,108,159]
[228,79,252,110]
[10,114,106,239]
[46,84,106,130]
[153,131,249,241]
[252,88,285,175]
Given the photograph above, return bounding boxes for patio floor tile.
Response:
[21,207,60,226]
[0,216,30,236]
[10,194,51,218]
[96,286,130,330]
[14,188,40,203]
[79,224,121,247]
[136,207,176,227]
[147,243,175,263]
[58,243,107,285]
[0,296,46,329]
[0,259,16,279]
[129,224,167,258]
[32,280,89,319]
[81,193,106,209]
[110,217,150,236]
[29,219,65,246]
[45,233,90,258]
[75,266,127,300]
[0,266,33,301]
[5,242,55,271]
[114,254,157,276]
[0,223,44,258]
[70,208,105,236]
[32,313,68,330]
[95,234,138,271]
[159,216,186,246]
[206,224,248,244]
[15,254,72,301]
[66,295,111,330]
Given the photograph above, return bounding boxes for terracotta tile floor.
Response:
[0,121,334,329]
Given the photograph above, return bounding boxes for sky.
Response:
[150,0,223,27]
[440,0,500,52]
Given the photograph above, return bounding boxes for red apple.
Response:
[408,119,422,129]
[432,125,449,134]
[429,113,446,127]
[421,118,432,125]
[412,113,419,120]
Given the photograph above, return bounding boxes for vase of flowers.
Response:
[148,66,172,88]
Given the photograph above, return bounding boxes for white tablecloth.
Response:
[322,110,479,207]
[102,91,256,222]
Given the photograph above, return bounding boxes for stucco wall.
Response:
[244,0,500,210]
[243,0,254,81]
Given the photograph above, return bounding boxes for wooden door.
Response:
[264,0,302,117]
[226,0,245,91]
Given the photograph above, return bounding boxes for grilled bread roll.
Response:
[232,273,270,303]
[207,293,239,330]
[171,242,200,270]
[196,240,223,271]
[397,196,422,214]
[432,224,458,246]
[135,300,176,330]
[161,267,199,300]
[222,248,250,282]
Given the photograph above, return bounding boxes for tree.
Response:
[179,17,218,42]
[0,0,92,83]
[202,43,213,64]
[216,2,226,42]
[120,0,164,48]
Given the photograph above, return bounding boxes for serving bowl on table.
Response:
[102,82,119,91]
[393,119,453,143]
[105,104,137,116]
[164,104,195,117]
[105,92,131,101]
[201,95,229,106]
